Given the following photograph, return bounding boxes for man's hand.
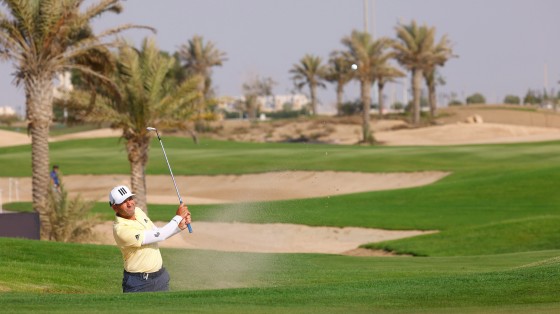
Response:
[176,203,189,218]
[178,213,192,230]
[176,203,191,230]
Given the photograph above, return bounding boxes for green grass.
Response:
[1,238,559,313]
[4,138,560,256]
[2,136,560,312]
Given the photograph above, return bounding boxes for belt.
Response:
[124,267,166,280]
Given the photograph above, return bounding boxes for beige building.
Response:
[217,94,309,114]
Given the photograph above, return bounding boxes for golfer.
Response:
[109,185,191,293]
[50,165,61,192]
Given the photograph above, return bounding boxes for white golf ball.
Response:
[351,64,358,70]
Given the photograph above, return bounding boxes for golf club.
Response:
[147,127,192,233]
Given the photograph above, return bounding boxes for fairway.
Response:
[1,136,560,312]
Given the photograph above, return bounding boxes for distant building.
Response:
[258,94,309,113]
[0,106,16,116]
[217,94,309,114]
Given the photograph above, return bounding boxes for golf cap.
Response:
[109,185,135,206]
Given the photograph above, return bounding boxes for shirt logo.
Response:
[135,234,140,240]
[144,219,148,223]
[154,232,160,237]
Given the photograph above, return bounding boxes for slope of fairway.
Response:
[1,238,559,313]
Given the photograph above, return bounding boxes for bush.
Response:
[523,89,541,105]
[0,114,20,126]
[41,180,101,242]
[340,100,362,116]
[265,108,309,119]
[503,95,521,105]
[448,100,463,106]
[466,93,486,104]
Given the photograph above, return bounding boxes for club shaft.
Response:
[154,130,192,233]
[158,138,182,203]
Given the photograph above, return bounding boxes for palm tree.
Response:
[178,35,227,95]
[392,20,454,125]
[0,0,150,237]
[424,68,442,119]
[65,38,203,212]
[325,51,355,116]
[341,30,391,143]
[374,63,405,118]
[290,54,327,116]
[424,49,454,119]
[178,35,227,143]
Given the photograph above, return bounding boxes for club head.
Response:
[146,127,157,131]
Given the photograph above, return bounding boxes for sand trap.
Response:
[90,221,435,255]
[1,171,446,255]
[0,171,449,204]
[375,123,560,146]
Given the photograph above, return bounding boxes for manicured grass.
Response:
[1,237,559,313]
[3,137,560,256]
[2,136,560,312]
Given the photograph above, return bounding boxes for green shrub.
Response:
[466,93,486,104]
[42,180,101,243]
[504,95,521,105]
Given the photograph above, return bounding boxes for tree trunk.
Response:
[310,84,318,115]
[26,75,54,239]
[428,82,437,119]
[126,135,150,213]
[360,79,374,143]
[336,84,344,116]
[412,68,423,125]
[378,82,385,119]
[247,95,257,121]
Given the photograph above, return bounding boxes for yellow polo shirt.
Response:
[113,207,162,273]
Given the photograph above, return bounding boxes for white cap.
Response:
[109,185,135,206]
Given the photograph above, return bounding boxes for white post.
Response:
[15,179,19,201]
[8,178,12,203]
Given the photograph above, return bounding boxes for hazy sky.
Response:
[1,0,559,114]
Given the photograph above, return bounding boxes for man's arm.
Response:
[141,215,183,245]
[141,204,191,245]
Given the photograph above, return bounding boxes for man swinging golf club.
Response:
[110,185,191,293]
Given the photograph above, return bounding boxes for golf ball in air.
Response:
[351,64,358,70]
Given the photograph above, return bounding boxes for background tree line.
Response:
[289,21,455,143]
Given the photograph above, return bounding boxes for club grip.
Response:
[187,223,193,233]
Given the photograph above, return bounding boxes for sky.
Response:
[1,0,559,115]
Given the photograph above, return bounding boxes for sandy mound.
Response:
[90,221,435,255]
[1,171,449,204]
[375,123,560,146]
[0,128,120,148]
[50,128,121,141]
[0,129,31,147]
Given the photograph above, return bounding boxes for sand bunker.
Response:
[1,171,449,205]
[91,221,435,255]
[0,171,446,255]
[375,123,560,146]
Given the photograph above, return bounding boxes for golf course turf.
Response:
[1,136,560,312]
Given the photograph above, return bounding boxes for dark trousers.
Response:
[122,267,170,293]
